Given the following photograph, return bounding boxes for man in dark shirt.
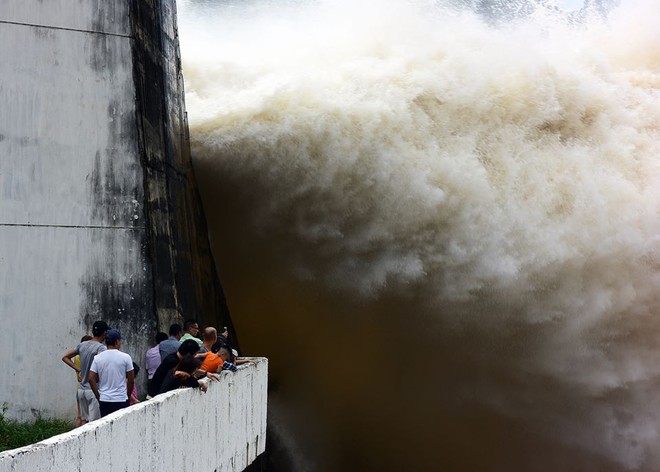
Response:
[148,339,200,397]
[158,356,205,395]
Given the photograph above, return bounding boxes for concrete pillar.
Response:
[0,0,231,420]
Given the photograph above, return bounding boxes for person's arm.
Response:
[61,348,80,373]
[89,371,100,401]
[235,358,256,366]
[173,370,191,380]
[180,375,207,392]
[126,369,134,402]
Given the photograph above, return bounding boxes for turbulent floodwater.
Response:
[178,0,660,470]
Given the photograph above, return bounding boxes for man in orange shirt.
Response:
[200,345,238,373]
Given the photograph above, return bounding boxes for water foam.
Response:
[179,0,660,469]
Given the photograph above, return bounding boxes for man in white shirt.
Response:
[89,329,134,418]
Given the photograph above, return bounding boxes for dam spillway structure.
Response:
[0,0,232,421]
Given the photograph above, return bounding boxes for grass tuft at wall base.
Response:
[0,404,73,452]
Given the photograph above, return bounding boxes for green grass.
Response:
[0,404,74,452]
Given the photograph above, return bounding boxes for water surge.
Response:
[179,0,660,469]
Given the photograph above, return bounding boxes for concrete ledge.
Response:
[0,359,267,472]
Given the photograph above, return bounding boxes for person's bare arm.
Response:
[89,371,100,401]
[126,370,134,402]
[174,370,191,380]
[235,358,256,366]
[62,349,80,373]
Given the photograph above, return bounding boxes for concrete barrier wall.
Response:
[0,360,268,472]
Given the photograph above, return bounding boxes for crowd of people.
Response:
[61,319,253,425]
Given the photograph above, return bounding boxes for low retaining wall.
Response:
[0,359,267,472]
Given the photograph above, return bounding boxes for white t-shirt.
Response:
[90,349,134,402]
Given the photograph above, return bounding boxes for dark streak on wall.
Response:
[78,0,234,358]
[80,230,153,337]
[88,98,142,226]
[128,0,237,343]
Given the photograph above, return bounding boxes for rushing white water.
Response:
[178,0,660,470]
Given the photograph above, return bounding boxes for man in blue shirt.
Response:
[159,323,182,361]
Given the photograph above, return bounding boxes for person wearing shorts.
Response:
[62,321,108,424]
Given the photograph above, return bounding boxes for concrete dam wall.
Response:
[0,0,234,421]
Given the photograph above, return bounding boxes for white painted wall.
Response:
[0,2,151,420]
[0,360,268,472]
[0,225,147,416]
[0,3,139,228]
[0,1,130,35]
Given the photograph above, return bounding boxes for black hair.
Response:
[80,335,92,343]
[183,319,198,331]
[176,356,201,374]
[92,321,108,337]
[168,323,182,337]
[155,332,168,344]
[132,362,140,377]
[178,339,201,356]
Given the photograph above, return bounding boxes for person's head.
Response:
[183,319,200,336]
[203,327,217,345]
[210,338,225,354]
[177,339,200,357]
[218,346,231,362]
[132,362,140,378]
[176,356,201,375]
[105,329,122,348]
[80,335,92,343]
[92,321,109,340]
[155,332,168,345]
[168,323,183,339]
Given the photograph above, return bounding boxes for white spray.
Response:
[179,0,660,469]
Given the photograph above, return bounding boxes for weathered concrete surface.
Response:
[131,0,234,334]
[0,0,233,421]
[0,1,131,35]
[0,225,148,418]
[0,360,268,472]
[0,17,139,227]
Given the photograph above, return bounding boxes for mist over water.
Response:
[178,0,660,470]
